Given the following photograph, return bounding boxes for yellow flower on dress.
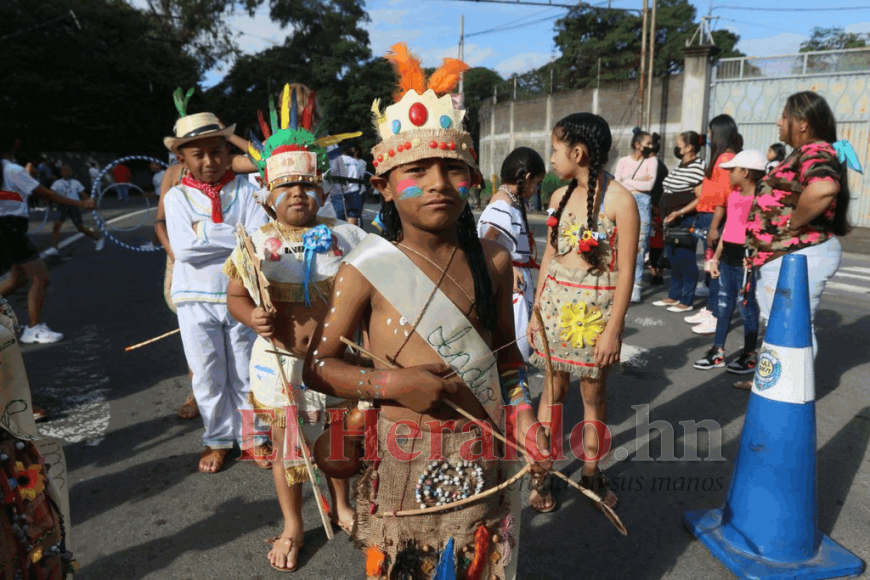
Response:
[12,461,45,502]
[559,302,605,348]
[560,222,584,249]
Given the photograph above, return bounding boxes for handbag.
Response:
[665,224,696,249]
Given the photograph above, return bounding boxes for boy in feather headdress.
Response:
[302,45,551,580]
[162,91,270,474]
[224,83,366,572]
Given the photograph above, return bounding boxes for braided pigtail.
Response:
[549,113,613,271]
[381,199,402,242]
[549,178,578,250]
[457,204,496,332]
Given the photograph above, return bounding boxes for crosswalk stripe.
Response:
[827,281,870,294]
[834,272,870,282]
[840,266,870,275]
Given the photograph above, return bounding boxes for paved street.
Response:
[5,201,869,579]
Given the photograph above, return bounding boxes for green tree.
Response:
[462,67,504,150]
[800,27,868,52]
[552,0,742,90]
[206,0,392,154]
[138,0,264,73]
[1,0,200,153]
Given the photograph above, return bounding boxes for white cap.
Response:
[719,149,767,171]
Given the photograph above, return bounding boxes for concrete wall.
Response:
[479,74,686,179]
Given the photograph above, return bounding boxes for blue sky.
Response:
[191,0,870,86]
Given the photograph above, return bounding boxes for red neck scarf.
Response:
[181,171,235,223]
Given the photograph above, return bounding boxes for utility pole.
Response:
[458,14,465,96]
[644,0,657,129]
[638,0,648,127]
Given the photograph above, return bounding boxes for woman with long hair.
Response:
[746,91,858,358]
[478,147,547,362]
[527,113,639,512]
[655,131,706,311]
[614,128,658,303]
[685,114,742,333]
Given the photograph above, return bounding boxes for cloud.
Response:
[412,43,496,68]
[737,33,808,57]
[369,8,410,25]
[365,26,427,57]
[494,52,552,76]
[229,6,289,54]
[845,22,870,35]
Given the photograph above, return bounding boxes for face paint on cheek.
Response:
[457,181,470,200]
[271,191,287,210]
[306,190,321,207]
[397,179,423,200]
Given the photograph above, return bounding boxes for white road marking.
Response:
[620,344,649,367]
[833,271,870,282]
[827,281,870,294]
[840,266,870,275]
[631,316,664,327]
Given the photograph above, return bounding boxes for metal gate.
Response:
[711,48,870,227]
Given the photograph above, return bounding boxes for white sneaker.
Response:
[695,285,710,297]
[19,323,64,344]
[630,285,642,303]
[667,304,692,313]
[684,308,710,324]
[42,247,59,257]
[652,299,677,307]
[95,238,105,251]
[691,317,718,335]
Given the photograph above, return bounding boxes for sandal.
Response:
[529,473,558,514]
[266,536,305,572]
[176,393,199,420]
[198,447,229,474]
[579,468,618,510]
[330,514,354,536]
[733,380,752,391]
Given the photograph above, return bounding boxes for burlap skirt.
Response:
[354,416,518,580]
[248,337,349,485]
[530,261,620,379]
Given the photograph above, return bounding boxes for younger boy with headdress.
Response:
[302,44,550,580]
[162,93,270,474]
[224,83,365,572]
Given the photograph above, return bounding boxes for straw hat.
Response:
[164,112,236,153]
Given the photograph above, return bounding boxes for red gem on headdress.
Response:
[439,142,447,150]
[409,102,428,126]
[429,141,438,149]
[470,148,478,160]
[377,155,384,162]
[397,144,404,152]
[448,142,456,151]
[404,141,412,149]
[389,149,396,157]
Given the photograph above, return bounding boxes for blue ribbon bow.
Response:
[833,140,863,174]
[301,224,333,308]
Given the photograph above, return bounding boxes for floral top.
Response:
[557,210,618,271]
[746,141,842,267]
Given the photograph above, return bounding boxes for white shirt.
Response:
[165,175,269,305]
[153,170,165,193]
[50,178,85,201]
[1,159,40,218]
[88,166,99,181]
[329,154,361,196]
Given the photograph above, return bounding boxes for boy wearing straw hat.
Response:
[163,91,270,473]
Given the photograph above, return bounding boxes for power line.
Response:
[466,6,559,37]
[467,12,566,37]
[713,4,870,11]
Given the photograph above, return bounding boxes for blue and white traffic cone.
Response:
[683,254,864,579]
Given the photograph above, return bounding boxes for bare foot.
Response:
[198,447,229,473]
[331,505,355,535]
[268,534,304,571]
[177,393,199,420]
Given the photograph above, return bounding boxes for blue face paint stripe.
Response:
[398,186,423,200]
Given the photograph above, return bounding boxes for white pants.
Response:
[756,237,841,358]
[177,302,257,449]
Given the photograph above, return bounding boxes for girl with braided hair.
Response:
[477,147,546,363]
[527,113,639,513]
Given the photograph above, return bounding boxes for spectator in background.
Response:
[614,128,658,303]
[654,131,706,312]
[765,142,786,174]
[88,161,100,191]
[37,158,54,187]
[46,164,104,255]
[149,161,165,196]
[111,161,131,202]
[747,91,859,357]
[0,125,95,343]
[687,114,742,333]
[648,133,669,285]
[327,146,362,226]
